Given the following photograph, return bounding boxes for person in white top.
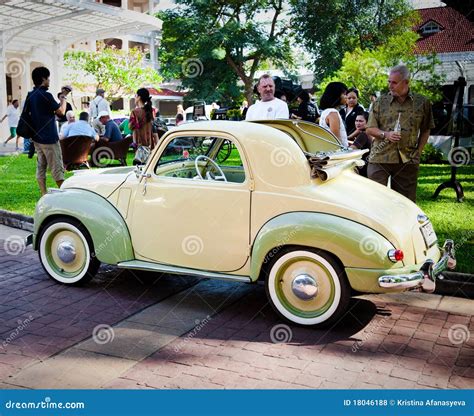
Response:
[245,74,289,121]
[89,88,111,121]
[59,110,76,139]
[1,99,21,149]
[318,82,349,147]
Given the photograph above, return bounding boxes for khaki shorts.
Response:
[35,141,65,182]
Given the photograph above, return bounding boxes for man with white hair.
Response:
[245,74,289,121]
[366,64,434,202]
[59,110,76,139]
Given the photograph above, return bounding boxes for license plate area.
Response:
[421,221,437,248]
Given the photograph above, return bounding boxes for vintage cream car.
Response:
[30,120,456,327]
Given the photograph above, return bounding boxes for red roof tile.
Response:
[147,87,186,97]
[414,7,474,54]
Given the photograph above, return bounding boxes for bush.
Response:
[227,109,242,120]
[421,143,444,164]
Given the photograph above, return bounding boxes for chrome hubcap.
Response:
[57,240,76,264]
[291,274,318,300]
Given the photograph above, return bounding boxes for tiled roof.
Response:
[148,87,186,97]
[415,7,474,54]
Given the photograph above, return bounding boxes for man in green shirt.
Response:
[366,64,435,202]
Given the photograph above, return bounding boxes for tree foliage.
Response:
[318,31,445,107]
[64,43,162,98]
[157,0,293,104]
[290,0,416,81]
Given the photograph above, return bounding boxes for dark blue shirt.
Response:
[104,120,122,143]
[28,86,60,144]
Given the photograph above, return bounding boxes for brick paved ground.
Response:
[0,233,199,384]
[106,289,474,390]
[1,229,473,389]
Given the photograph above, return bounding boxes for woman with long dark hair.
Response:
[130,87,154,148]
[319,82,348,146]
[339,87,365,139]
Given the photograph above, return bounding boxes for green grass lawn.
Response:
[0,153,472,273]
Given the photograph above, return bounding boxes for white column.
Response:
[148,0,154,14]
[50,40,64,95]
[149,32,157,70]
[121,36,129,52]
[21,57,31,103]
[121,0,129,9]
[0,32,8,138]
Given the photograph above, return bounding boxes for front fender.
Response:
[250,212,399,282]
[34,189,134,265]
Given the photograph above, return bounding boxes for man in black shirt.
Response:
[28,67,67,195]
[291,90,319,123]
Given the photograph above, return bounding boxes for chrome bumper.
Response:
[378,240,456,293]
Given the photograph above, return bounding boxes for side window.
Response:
[156,136,214,168]
[155,136,246,183]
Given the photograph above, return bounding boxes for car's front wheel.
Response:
[265,248,350,327]
[38,218,100,285]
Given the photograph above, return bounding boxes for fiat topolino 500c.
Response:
[30,120,456,327]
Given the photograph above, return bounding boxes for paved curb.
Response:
[0,209,33,232]
[436,271,474,298]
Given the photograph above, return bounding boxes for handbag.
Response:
[133,145,150,165]
[16,93,36,139]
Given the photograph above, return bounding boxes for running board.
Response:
[117,260,252,283]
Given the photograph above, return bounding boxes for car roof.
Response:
[167,120,311,189]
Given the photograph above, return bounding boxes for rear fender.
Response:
[250,212,397,282]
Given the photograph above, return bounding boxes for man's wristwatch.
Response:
[380,131,385,139]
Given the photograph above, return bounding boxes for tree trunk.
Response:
[245,82,254,105]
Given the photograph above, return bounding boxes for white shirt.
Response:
[245,98,289,121]
[6,105,19,128]
[319,108,348,147]
[89,96,111,119]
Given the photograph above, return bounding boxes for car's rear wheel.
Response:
[38,218,100,285]
[265,248,350,327]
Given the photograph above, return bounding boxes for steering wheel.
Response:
[194,155,227,182]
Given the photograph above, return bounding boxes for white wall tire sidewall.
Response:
[268,250,342,326]
[39,222,91,284]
